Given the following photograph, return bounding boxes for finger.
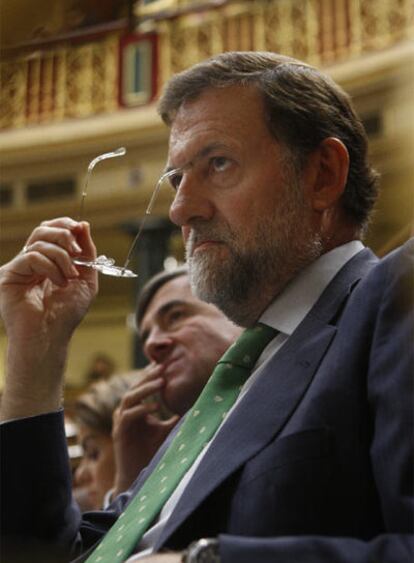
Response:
[23,241,79,279]
[25,223,82,257]
[158,415,180,430]
[112,406,121,425]
[65,223,99,287]
[73,222,97,261]
[145,414,180,430]
[130,364,163,389]
[11,250,70,287]
[120,378,164,409]
[39,217,80,229]
[114,402,159,432]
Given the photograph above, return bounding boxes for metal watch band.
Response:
[182,538,220,563]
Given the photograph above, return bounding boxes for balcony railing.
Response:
[156,0,414,79]
[1,0,413,130]
[1,27,122,129]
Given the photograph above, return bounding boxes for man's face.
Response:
[139,275,242,414]
[167,85,322,326]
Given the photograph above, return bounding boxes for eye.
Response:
[168,173,183,191]
[211,156,231,173]
[84,447,99,461]
[164,306,189,329]
[167,308,185,324]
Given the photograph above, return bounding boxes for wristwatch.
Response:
[182,538,220,562]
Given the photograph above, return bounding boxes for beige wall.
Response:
[66,313,133,388]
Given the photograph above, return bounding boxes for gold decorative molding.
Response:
[157,0,414,84]
[0,59,27,128]
[1,32,121,129]
[1,0,413,131]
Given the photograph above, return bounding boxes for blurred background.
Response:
[1,0,413,401]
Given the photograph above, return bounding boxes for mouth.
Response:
[192,240,223,255]
[193,240,220,252]
[161,356,183,379]
[186,226,228,259]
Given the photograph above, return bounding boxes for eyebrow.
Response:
[140,299,190,343]
[164,142,231,174]
[81,435,99,450]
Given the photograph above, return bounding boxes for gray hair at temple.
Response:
[158,51,379,231]
[135,266,188,332]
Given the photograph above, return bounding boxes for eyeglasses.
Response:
[72,147,238,277]
[72,148,181,278]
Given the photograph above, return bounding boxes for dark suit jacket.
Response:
[1,241,413,563]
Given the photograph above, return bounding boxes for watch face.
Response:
[186,538,220,563]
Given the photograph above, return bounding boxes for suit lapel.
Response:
[156,248,377,547]
[156,320,336,547]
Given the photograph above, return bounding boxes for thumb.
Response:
[112,406,122,425]
[160,415,181,431]
[75,222,97,260]
[112,407,121,436]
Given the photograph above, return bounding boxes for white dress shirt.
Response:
[127,240,364,560]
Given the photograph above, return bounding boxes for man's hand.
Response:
[0,217,98,420]
[112,364,180,496]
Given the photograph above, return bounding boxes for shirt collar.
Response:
[260,240,364,336]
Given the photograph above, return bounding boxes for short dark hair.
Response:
[136,266,188,331]
[159,51,379,229]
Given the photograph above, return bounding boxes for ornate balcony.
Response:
[1,0,412,130]
[153,0,413,80]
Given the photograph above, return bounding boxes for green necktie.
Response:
[86,323,277,563]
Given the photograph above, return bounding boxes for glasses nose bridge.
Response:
[169,164,213,226]
[164,160,195,191]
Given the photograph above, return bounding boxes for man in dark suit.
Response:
[1,52,413,563]
[109,267,242,502]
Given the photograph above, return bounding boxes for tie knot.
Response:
[218,323,277,369]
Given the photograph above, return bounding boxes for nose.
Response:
[144,327,174,364]
[169,171,214,227]
[74,459,92,487]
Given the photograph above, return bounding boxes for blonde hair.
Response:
[74,371,139,435]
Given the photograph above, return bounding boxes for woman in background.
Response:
[73,369,175,511]
[73,371,138,511]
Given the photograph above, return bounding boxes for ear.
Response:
[304,137,349,212]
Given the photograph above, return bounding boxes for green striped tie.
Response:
[86,323,277,562]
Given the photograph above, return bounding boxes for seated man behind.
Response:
[109,267,242,502]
